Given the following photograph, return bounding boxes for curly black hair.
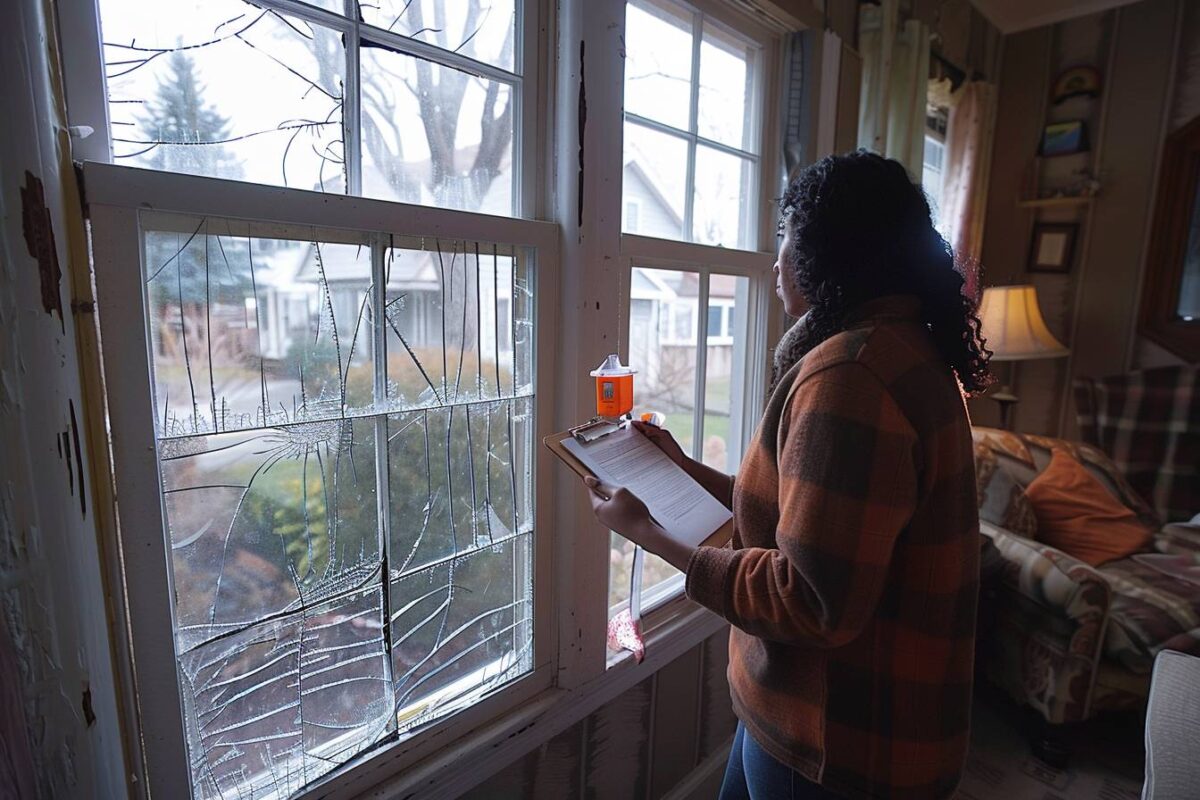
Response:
[776,150,992,395]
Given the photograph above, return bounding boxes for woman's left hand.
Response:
[584,476,695,570]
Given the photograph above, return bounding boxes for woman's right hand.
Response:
[632,420,688,467]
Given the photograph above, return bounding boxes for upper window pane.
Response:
[698,22,758,152]
[96,0,522,215]
[624,0,693,130]
[359,0,517,72]
[102,0,347,190]
[360,47,515,214]
[623,122,688,241]
[621,0,761,248]
[692,146,754,249]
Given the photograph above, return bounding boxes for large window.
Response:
[67,0,781,794]
[80,1,550,797]
[97,0,524,214]
[621,0,761,249]
[609,0,771,621]
[90,178,551,799]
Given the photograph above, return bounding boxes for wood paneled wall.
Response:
[462,630,737,800]
[971,0,1187,436]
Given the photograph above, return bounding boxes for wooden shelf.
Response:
[1017,195,1097,209]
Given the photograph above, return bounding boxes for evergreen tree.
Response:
[137,49,242,179]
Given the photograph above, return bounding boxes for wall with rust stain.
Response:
[0,0,126,796]
[462,630,738,800]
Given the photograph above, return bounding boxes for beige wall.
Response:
[971,0,1189,436]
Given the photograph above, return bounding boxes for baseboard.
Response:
[662,735,735,800]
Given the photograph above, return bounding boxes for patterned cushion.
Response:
[974,442,1038,539]
[1099,557,1200,672]
[1075,365,1200,524]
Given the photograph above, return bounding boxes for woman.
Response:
[585,151,991,799]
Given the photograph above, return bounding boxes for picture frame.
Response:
[1040,120,1090,157]
[1028,223,1079,273]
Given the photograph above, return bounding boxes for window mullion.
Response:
[346,10,363,195]
[683,9,703,243]
[371,232,396,734]
[692,270,709,461]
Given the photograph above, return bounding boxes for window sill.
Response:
[303,600,727,800]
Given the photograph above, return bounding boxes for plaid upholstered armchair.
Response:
[972,427,1200,734]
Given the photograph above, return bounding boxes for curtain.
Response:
[857,0,930,180]
[940,80,997,296]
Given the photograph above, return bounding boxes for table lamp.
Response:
[977,285,1069,430]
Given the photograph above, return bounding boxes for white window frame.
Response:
[622,0,764,248]
[86,161,561,800]
[61,0,541,217]
[609,0,782,622]
[60,0,798,796]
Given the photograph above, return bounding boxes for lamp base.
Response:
[991,385,1019,431]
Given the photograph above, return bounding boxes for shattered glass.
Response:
[141,215,535,798]
[97,0,521,213]
[358,0,517,71]
[101,0,348,191]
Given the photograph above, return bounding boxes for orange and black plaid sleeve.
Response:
[686,361,918,646]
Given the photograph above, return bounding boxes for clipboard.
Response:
[543,429,733,549]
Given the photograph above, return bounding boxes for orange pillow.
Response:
[1023,449,1154,567]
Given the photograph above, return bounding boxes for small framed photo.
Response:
[1028,223,1078,273]
[1040,120,1090,157]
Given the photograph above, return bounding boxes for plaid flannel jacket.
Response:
[686,296,980,799]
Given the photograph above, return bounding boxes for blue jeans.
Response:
[719,723,843,800]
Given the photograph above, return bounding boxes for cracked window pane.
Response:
[100,0,347,190]
[146,225,374,436]
[382,243,530,409]
[160,417,380,650]
[179,587,392,797]
[138,217,535,797]
[359,0,517,72]
[390,529,532,731]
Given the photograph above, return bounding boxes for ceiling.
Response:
[969,0,1144,33]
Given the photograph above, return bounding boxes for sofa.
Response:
[972,426,1200,728]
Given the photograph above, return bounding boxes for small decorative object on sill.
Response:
[1040,120,1090,157]
[1052,66,1102,104]
[607,546,646,662]
[1029,222,1079,274]
[978,285,1070,430]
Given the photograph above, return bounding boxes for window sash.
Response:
[85,161,560,798]
[622,0,763,248]
[65,0,538,217]
[611,234,773,616]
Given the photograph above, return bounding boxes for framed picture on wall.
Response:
[1028,223,1079,273]
[1040,120,1090,156]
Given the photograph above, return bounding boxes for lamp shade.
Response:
[978,285,1069,361]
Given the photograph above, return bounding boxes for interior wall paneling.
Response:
[1020,11,1111,438]
[971,26,1053,430]
[1058,0,1182,434]
[649,648,704,797]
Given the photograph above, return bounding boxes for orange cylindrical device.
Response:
[590,354,637,418]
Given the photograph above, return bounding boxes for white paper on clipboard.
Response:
[561,425,731,547]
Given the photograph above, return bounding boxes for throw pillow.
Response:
[1024,448,1155,567]
[974,442,1038,539]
